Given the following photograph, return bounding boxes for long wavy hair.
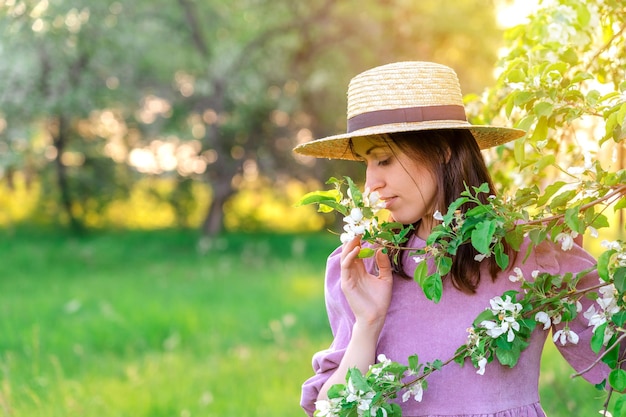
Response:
[372,129,510,293]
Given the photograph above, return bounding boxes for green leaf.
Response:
[295,190,339,207]
[597,250,616,282]
[347,368,369,391]
[422,274,443,303]
[536,181,566,206]
[564,206,582,233]
[612,311,626,327]
[494,242,509,270]
[589,213,610,230]
[603,342,619,368]
[430,359,443,370]
[609,369,626,392]
[319,201,350,215]
[504,226,525,251]
[408,354,419,372]
[535,154,555,171]
[514,91,534,106]
[473,309,496,327]
[436,256,453,276]
[533,102,553,118]
[495,345,520,368]
[614,197,626,211]
[327,383,347,399]
[471,220,497,254]
[357,248,376,258]
[345,177,363,207]
[549,190,577,211]
[614,267,626,292]
[590,323,607,354]
[413,260,429,286]
[506,68,526,83]
[559,47,578,65]
[530,116,548,142]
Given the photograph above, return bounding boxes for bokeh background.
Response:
[0,0,614,416]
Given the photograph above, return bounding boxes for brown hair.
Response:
[383,129,509,293]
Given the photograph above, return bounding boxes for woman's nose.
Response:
[365,168,383,192]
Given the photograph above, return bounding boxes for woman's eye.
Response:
[378,158,390,166]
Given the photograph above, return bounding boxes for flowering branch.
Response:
[299,176,626,417]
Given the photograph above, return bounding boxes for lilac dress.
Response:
[301,235,608,417]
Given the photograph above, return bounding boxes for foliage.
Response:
[297,0,626,416]
[0,228,340,417]
[0,0,504,234]
[0,228,604,416]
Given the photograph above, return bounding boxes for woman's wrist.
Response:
[352,319,385,343]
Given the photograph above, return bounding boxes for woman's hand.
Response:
[316,236,395,402]
[340,235,393,330]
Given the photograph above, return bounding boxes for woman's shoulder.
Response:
[513,235,596,275]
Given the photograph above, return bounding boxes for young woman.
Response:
[293,62,608,417]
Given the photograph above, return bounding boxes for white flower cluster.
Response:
[315,354,400,417]
[480,295,523,342]
[584,282,619,346]
[537,1,599,60]
[315,378,376,417]
[340,189,386,244]
[315,398,342,417]
[556,231,579,251]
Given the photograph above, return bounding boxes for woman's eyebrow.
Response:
[354,145,385,158]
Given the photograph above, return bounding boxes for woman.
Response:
[293,62,608,416]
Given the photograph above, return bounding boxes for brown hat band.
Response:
[347,104,467,133]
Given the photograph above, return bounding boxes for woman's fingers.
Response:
[341,236,363,269]
[375,248,393,281]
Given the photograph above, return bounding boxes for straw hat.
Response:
[293,61,526,160]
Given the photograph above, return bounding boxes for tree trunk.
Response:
[202,180,235,236]
[52,115,83,232]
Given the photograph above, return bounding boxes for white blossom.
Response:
[535,311,552,330]
[480,295,523,342]
[508,267,524,282]
[364,190,386,212]
[556,231,578,251]
[489,295,523,315]
[413,255,425,264]
[345,378,375,416]
[553,327,579,345]
[601,240,621,251]
[369,406,387,417]
[339,189,386,244]
[315,398,342,417]
[345,207,364,224]
[474,253,488,262]
[466,326,480,347]
[401,381,424,403]
[476,357,488,375]
[583,283,620,346]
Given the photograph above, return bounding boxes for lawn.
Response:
[0,228,612,416]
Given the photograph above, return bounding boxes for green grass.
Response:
[0,228,615,416]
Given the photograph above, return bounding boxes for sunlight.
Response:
[496,0,539,28]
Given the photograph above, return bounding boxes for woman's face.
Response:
[351,137,439,238]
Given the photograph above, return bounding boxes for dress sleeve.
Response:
[300,246,356,416]
[531,240,609,385]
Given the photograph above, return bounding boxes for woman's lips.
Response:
[382,197,396,209]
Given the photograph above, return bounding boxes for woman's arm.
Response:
[317,237,393,401]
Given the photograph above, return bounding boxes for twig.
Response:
[571,332,626,378]
[524,185,626,226]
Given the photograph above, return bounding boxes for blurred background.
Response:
[0,0,609,416]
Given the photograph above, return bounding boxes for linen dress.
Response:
[301,235,609,417]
